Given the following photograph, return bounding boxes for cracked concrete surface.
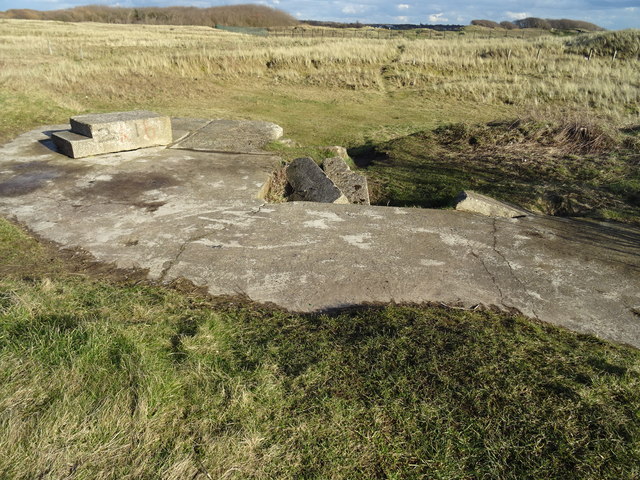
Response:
[1,120,640,348]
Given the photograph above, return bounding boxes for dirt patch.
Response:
[73,172,180,203]
[0,160,88,198]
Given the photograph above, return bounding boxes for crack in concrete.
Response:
[470,249,505,305]
[490,218,541,320]
[158,232,210,283]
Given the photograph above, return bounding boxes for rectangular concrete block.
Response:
[71,111,172,143]
[53,111,172,158]
[51,130,100,159]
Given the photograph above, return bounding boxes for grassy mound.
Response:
[566,29,640,59]
[1,218,640,479]
[355,118,640,223]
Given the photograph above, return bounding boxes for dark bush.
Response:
[500,21,518,30]
[0,4,299,27]
[471,19,500,29]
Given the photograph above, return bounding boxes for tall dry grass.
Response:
[0,19,638,142]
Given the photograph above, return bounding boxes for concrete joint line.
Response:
[168,120,214,147]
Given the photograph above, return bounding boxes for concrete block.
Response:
[454,191,528,218]
[286,157,349,204]
[53,111,172,158]
[322,156,370,205]
[51,130,98,159]
[71,111,172,143]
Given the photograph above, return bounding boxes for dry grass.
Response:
[0,19,638,147]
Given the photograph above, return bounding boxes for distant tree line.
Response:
[303,20,463,31]
[470,18,604,31]
[0,4,298,27]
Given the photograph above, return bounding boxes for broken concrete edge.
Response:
[262,155,371,205]
[454,190,530,218]
[6,211,578,331]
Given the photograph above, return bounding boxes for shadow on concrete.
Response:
[546,216,640,270]
[38,130,68,154]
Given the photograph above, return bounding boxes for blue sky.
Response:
[1,0,638,29]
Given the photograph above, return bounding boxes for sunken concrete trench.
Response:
[1,114,640,348]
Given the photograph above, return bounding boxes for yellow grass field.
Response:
[1,19,638,147]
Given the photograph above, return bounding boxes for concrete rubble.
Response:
[286,157,350,204]
[322,156,370,205]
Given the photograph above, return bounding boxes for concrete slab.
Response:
[172,119,283,153]
[2,122,639,348]
[50,130,96,159]
[170,117,211,144]
[70,110,171,143]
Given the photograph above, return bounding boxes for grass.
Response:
[1,217,640,478]
[1,20,639,147]
[1,20,640,477]
[355,117,640,224]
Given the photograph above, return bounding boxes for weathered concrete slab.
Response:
[455,190,529,218]
[323,156,370,205]
[172,119,283,153]
[2,123,640,349]
[286,157,349,204]
[53,110,172,158]
[170,117,211,144]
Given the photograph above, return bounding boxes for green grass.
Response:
[355,118,640,224]
[1,218,639,478]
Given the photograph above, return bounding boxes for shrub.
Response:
[515,17,552,29]
[471,19,500,29]
[566,29,640,59]
[500,21,518,30]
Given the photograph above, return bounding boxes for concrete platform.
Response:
[1,122,639,348]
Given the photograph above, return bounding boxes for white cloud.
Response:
[341,4,368,14]
[395,15,408,21]
[505,11,529,20]
[428,12,447,22]
[397,4,410,10]
[624,7,636,11]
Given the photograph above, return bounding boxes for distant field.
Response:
[1,20,638,146]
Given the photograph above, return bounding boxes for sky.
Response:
[0,0,638,30]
